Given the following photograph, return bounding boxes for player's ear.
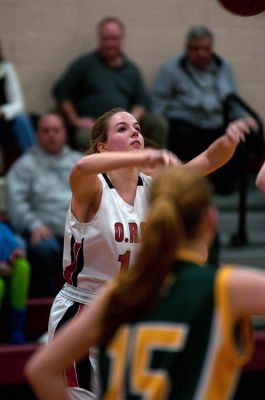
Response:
[97,142,108,153]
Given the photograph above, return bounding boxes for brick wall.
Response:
[0,0,264,120]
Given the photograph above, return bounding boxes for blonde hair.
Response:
[88,107,126,154]
[94,167,213,343]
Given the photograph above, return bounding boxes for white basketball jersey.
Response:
[62,173,152,294]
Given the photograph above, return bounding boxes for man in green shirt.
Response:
[53,16,168,151]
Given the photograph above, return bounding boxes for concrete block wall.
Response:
[0,0,264,120]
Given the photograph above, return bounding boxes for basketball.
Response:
[217,0,265,16]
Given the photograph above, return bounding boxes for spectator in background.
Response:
[0,40,36,171]
[52,16,168,151]
[152,25,246,195]
[0,221,30,344]
[5,112,81,297]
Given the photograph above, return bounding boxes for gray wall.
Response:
[0,0,264,120]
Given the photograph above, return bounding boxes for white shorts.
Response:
[48,284,98,400]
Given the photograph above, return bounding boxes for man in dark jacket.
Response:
[53,16,168,151]
[152,25,246,195]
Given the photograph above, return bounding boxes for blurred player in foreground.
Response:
[44,107,253,399]
[25,165,265,400]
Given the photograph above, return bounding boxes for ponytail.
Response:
[93,167,212,343]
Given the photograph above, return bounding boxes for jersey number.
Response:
[118,250,131,272]
[104,323,188,399]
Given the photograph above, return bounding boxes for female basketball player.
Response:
[43,108,254,399]
[26,166,265,400]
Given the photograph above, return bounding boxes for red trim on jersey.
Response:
[65,365,79,387]
[64,304,85,388]
[64,241,82,285]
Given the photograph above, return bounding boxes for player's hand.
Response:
[140,149,182,175]
[75,117,95,129]
[9,248,26,262]
[0,261,12,277]
[225,117,257,145]
[30,225,53,245]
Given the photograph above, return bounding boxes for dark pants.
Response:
[0,114,36,174]
[168,118,246,195]
[27,235,64,297]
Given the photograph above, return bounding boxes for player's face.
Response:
[104,111,144,152]
[37,114,66,154]
[186,36,213,70]
[98,22,124,61]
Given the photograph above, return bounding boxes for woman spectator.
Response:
[0,40,35,172]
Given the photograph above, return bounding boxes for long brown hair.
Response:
[88,107,126,154]
[94,167,213,343]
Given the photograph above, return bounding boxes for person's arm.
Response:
[129,64,150,115]
[227,267,265,317]
[0,222,21,277]
[53,56,92,126]
[185,118,254,176]
[0,222,19,259]
[25,283,114,400]
[215,265,265,366]
[222,61,246,120]
[60,100,80,127]
[70,149,180,209]
[0,62,25,120]
[6,159,43,234]
[131,105,146,120]
[60,100,95,129]
[255,161,265,194]
[151,63,174,115]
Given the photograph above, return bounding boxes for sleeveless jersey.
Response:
[62,172,151,295]
[98,259,253,400]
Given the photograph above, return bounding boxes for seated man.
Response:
[5,112,81,296]
[53,16,168,150]
[152,25,247,194]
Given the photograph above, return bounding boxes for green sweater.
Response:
[53,51,150,118]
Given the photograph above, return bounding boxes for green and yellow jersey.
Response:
[98,254,253,399]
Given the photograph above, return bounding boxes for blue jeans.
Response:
[11,113,36,152]
[27,235,64,297]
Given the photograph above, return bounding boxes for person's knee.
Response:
[0,277,6,304]
[13,257,31,279]
[28,237,63,296]
[141,113,169,131]
[154,115,169,132]
[13,113,29,126]
[140,113,169,148]
[75,127,91,152]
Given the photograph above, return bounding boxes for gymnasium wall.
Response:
[0,0,264,120]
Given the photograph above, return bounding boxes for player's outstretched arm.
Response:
[185,118,256,176]
[70,149,181,204]
[227,267,265,317]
